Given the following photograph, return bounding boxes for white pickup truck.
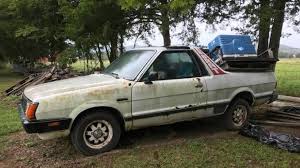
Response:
[18,47,277,155]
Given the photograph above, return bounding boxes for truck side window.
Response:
[143,51,201,81]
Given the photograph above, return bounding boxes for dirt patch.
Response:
[0,117,232,168]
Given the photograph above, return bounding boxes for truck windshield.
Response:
[103,50,156,80]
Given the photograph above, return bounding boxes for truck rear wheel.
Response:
[224,99,251,130]
[71,111,121,156]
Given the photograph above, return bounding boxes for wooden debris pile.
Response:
[251,106,300,127]
[3,66,78,96]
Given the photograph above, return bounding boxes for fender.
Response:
[68,100,132,129]
[229,87,255,104]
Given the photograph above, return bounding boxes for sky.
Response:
[126,22,300,49]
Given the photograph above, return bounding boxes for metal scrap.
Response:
[3,66,78,96]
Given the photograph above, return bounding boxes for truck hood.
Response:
[24,74,119,101]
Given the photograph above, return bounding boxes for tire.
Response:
[224,99,251,130]
[71,111,121,156]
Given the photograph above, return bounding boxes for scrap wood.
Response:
[28,67,56,86]
[250,106,300,127]
[4,74,38,96]
[268,110,300,118]
[3,66,78,97]
[250,120,300,127]
[266,112,300,121]
[269,117,298,123]
[281,106,300,114]
[278,95,300,103]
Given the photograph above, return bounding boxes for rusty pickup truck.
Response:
[18,47,277,155]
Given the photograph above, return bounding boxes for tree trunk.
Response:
[109,32,118,62]
[269,0,287,58]
[119,34,124,55]
[86,52,89,73]
[257,0,271,55]
[96,44,104,70]
[160,6,171,46]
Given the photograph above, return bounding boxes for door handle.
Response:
[195,78,203,88]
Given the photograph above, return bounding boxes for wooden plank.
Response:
[4,74,36,96]
[250,120,300,127]
[11,67,56,96]
[4,66,58,96]
[268,117,298,123]
[278,95,300,103]
[9,74,43,96]
[266,112,300,120]
[4,76,31,94]
[269,110,300,118]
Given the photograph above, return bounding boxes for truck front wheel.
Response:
[71,111,121,156]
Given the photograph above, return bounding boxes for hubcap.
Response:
[232,105,247,127]
[83,120,113,149]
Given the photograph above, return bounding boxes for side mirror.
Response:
[144,72,158,84]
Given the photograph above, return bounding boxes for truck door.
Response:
[131,50,208,128]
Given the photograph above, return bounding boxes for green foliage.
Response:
[15,25,39,38]
[59,0,127,63]
[57,47,78,68]
[120,0,199,46]
[169,0,195,11]
[120,0,239,46]
[286,0,300,32]
[0,0,66,66]
[0,0,299,70]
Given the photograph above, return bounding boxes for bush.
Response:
[57,48,78,69]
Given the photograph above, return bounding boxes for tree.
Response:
[121,0,238,46]
[0,0,22,63]
[286,0,300,32]
[60,0,131,64]
[56,46,78,68]
[0,0,66,68]
[120,0,197,46]
[257,0,272,55]
[234,0,299,57]
[269,0,288,58]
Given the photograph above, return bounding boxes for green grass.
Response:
[0,68,23,137]
[71,59,110,72]
[111,136,300,168]
[275,58,300,97]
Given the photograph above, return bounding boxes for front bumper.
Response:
[18,104,72,134]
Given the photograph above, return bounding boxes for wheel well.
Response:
[231,91,254,105]
[71,107,125,132]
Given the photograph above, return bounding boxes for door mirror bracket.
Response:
[144,72,158,84]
